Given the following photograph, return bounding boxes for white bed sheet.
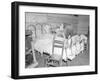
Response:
[33,34,75,61]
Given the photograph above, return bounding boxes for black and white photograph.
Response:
[25,12,89,68]
[11,1,97,79]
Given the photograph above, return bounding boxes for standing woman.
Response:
[66,35,75,60]
[27,25,38,68]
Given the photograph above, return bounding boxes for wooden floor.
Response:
[26,49,89,68]
[67,50,89,66]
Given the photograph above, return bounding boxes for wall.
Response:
[25,13,78,23]
[77,15,89,34]
[26,13,89,35]
[26,12,79,37]
[0,0,99,81]
[26,12,78,37]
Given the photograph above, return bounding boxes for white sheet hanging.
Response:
[71,45,77,56]
[76,42,81,55]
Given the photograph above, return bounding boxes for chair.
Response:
[45,34,65,67]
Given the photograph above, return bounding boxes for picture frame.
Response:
[11,1,98,79]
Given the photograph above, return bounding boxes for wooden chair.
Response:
[45,34,65,67]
